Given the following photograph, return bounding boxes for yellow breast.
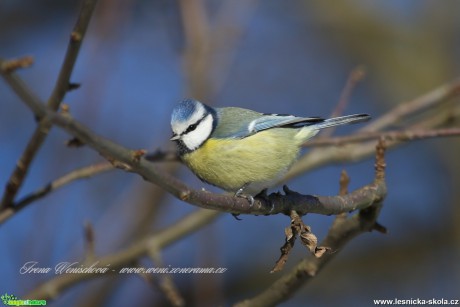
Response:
[181,129,302,193]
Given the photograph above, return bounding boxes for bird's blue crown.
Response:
[171,99,201,123]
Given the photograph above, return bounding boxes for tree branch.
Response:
[235,140,387,307]
[0,0,99,209]
[23,141,387,302]
[361,78,460,132]
[143,251,185,307]
[2,2,456,305]
[305,127,460,147]
[286,78,460,179]
[322,66,366,137]
[0,55,34,72]
[0,162,113,226]
[6,90,387,216]
[235,204,385,307]
[25,209,220,300]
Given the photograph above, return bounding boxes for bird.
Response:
[170,98,370,203]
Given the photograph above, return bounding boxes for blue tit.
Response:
[170,99,370,199]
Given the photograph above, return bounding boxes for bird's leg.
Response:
[231,213,242,221]
[234,183,255,207]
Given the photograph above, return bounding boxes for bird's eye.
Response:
[188,123,197,132]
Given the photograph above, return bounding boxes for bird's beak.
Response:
[170,134,180,141]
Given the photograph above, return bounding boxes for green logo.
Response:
[1,294,17,305]
[1,293,46,306]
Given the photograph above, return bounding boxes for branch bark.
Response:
[305,127,460,147]
[24,140,387,303]
[0,0,99,209]
[25,209,220,300]
[234,139,387,307]
[286,78,460,179]
[235,203,384,307]
[5,90,387,216]
[0,162,113,225]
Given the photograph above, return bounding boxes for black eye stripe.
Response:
[182,114,207,136]
[187,123,198,132]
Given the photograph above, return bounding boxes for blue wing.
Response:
[248,114,324,134]
[212,107,369,139]
[212,107,325,139]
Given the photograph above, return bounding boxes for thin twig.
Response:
[25,209,220,300]
[339,170,350,196]
[11,88,386,216]
[179,0,211,100]
[236,203,385,307]
[48,0,99,110]
[145,149,180,162]
[208,0,260,98]
[0,0,99,209]
[144,251,185,307]
[361,78,460,132]
[287,79,460,179]
[235,140,387,307]
[84,221,96,262]
[305,127,460,147]
[179,0,259,101]
[0,56,34,73]
[322,66,366,137]
[0,162,113,225]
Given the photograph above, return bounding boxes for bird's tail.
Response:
[295,113,370,143]
[311,114,370,130]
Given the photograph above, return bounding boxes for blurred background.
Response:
[1,0,459,306]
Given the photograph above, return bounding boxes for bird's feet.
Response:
[234,186,255,207]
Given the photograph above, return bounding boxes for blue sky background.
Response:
[1,1,459,306]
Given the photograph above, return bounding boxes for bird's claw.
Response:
[232,213,242,220]
[235,185,255,207]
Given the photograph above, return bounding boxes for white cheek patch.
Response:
[172,103,206,136]
[182,114,213,150]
